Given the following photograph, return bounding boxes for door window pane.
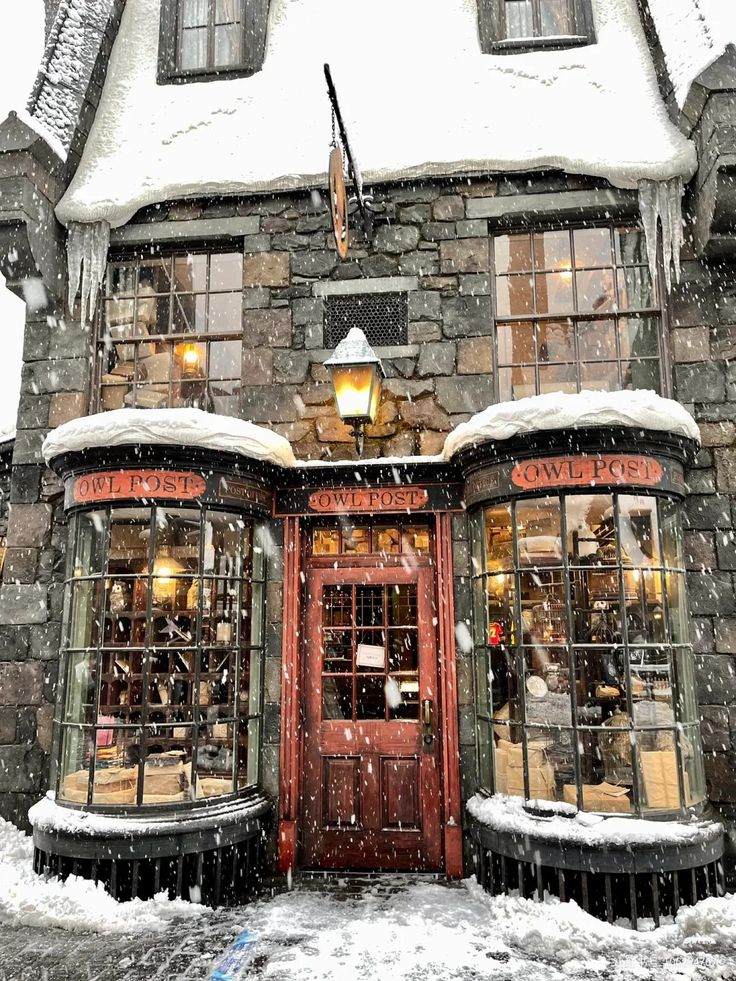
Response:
[505,0,533,38]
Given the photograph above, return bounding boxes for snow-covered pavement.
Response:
[1,817,736,980]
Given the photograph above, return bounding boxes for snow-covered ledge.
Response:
[42,407,296,468]
[467,794,721,849]
[442,390,700,460]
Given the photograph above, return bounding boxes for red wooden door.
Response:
[302,565,443,871]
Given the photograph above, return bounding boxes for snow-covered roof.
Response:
[42,407,296,468]
[56,0,696,229]
[646,0,736,109]
[442,390,700,459]
[0,425,15,449]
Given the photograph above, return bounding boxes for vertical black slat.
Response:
[109,861,118,900]
[196,851,205,896]
[651,873,660,928]
[131,860,140,900]
[152,858,161,895]
[716,860,726,897]
[487,850,495,896]
[475,844,485,889]
[175,854,184,899]
[499,853,508,893]
[604,874,614,923]
[517,861,526,898]
[628,874,638,930]
[71,860,80,877]
[91,861,99,885]
[672,868,681,913]
[557,868,566,902]
[230,843,239,900]
[690,867,698,905]
[580,871,590,913]
[214,848,223,908]
[535,861,544,901]
[32,850,41,875]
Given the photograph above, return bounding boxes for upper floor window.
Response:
[478,0,595,53]
[97,251,243,416]
[493,226,663,400]
[159,0,270,83]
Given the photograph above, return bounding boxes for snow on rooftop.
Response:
[0,814,204,931]
[42,407,296,468]
[467,793,722,848]
[647,0,736,109]
[56,0,696,229]
[442,389,701,459]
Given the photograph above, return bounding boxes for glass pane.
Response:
[208,293,242,333]
[516,497,562,567]
[493,724,522,796]
[100,648,145,715]
[210,253,243,291]
[574,228,612,268]
[566,494,614,564]
[216,0,239,22]
[248,581,264,646]
[576,269,615,313]
[215,23,239,66]
[324,630,352,672]
[181,26,208,70]
[389,585,416,627]
[504,0,533,38]
[577,319,616,360]
[195,722,234,799]
[313,528,340,555]
[540,0,572,35]
[478,722,492,792]
[537,320,574,362]
[623,358,661,394]
[356,676,386,720]
[323,585,352,627]
[667,571,688,644]
[571,570,622,645]
[356,586,383,627]
[372,526,399,555]
[577,728,633,812]
[172,293,206,334]
[92,730,140,805]
[619,315,659,359]
[520,573,567,644]
[495,234,532,273]
[197,648,236,720]
[618,496,661,567]
[486,573,515,647]
[538,363,576,394]
[531,725,575,802]
[388,628,417,672]
[497,321,534,365]
[617,268,655,309]
[322,676,353,720]
[174,254,208,293]
[579,361,618,391]
[499,365,536,400]
[69,579,104,648]
[246,716,260,787]
[209,379,240,417]
[209,340,241,381]
[491,646,519,719]
[401,526,430,555]
[203,511,241,577]
[496,275,533,317]
[58,727,94,803]
[535,272,573,315]
[182,0,208,27]
[574,648,625,724]
[660,499,684,570]
[630,648,674,716]
[105,263,136,297]
[638,745,683,812]
[475,649,490,715]
[73,512,106,577]
[680,725,706,805]
[485,503,513,572]
[343,526,370,555]
[139,258,172,295]
[155,509,201,575]
[615,228,648,266]
[390,672,419,720]
[63,652,97,724]
[533,230,571,271]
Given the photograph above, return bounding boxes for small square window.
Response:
[478,0,595,53]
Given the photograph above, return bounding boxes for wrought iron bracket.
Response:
[324,63,373,240]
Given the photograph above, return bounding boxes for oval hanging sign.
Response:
[329,145,349,259]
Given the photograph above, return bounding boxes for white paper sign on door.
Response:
[356,643,385,669]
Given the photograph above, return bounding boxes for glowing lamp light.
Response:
[325,327,384,456]
[181,344,201,378]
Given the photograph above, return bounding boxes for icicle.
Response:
[66,220,110,323]
[637,177,684,293]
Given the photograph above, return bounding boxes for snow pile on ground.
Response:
[467,793,721,847]
[56,0,695,228]
[646,0,736,109]
[443,389,700,458]
[0,817,203,933]
[42,407,296,468]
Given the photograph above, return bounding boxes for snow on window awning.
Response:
[56,0,696,229]
[42,408,296,468]
[442,390,700,460]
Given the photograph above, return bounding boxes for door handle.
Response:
[422,698,434,748]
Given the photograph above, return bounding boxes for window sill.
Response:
[489,34,592,55]
[157,64,263,85]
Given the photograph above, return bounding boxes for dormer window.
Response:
[158,0,270,84]
[478,0,595,53]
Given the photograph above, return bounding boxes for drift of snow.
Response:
[443,389,700,459]
[42,407,296,467]
[67,220,110,323]
[10,108,68,162]
[646,0,736,109]
[55,0,696,228]
[638,176,684,291]
[0,816,204,933]
[467,793,721,848]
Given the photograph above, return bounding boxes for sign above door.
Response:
[274,483,464,516]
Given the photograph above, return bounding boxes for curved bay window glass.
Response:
[472,492,705,814]
[58,505,265,808]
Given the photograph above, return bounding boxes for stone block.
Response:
[440,238,490,274]
[716,534,736,571]
[304,322,324,349]
[243,309,292,347]
[384,432,417,456]
[691,617,714,654]
[241,348,274,384]
[687,470,716,494]
[686,494,732,530]
[0,709,16,744]
[273,421,312,443]
[457,337,493,375]
[3,548,38,583]
[704,752,736,803]
[408,291,441,321]
[398,398,451,432]
[383,378,435,399]
[0,747,44,794]
[0,662,43,705]
[273,351,310,385]
[264,657,282,703]
[17,393,49,430]
[24,359,89,396]
[360,255,399,277]
[291,251,338,277]
[243,287,270,309]
[671,326,710,363]
[419,431,446,456]
[12,430,44,466]
[435,376,495,415]
[458,274,491,297]
[408,321,442,343]
[699,422,736,447]
[416,343,456,378]
[716,619,736,654]
[0,583,47,625]
[315,416,354,443]
[398,251,439,276]
[292,297,324,326]
[10,468,40,507]
[6,503,52,549]
[433,196,464,221]
[675,362,725,404]
[442,296,493,337]
[716,448,736,492]
[695,653,736,704]
[29,622,62,660]
[242,386,298,424]
[456,220,488,238]
[398,204,432,224]
[48,391,87,428]
[421,222,457,242]
[243,252,290,287]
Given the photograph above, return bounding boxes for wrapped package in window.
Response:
[640,750,688,809]
[493,739,511,794]
[506,760,555,800]
[563,782,631,813]
[142,749,190,801]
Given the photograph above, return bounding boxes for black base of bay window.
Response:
[32,796,271,907]
[470,815,725,928]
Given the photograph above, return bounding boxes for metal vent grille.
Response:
[324,292,409,349]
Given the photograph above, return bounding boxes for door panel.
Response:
[302,565,443,870]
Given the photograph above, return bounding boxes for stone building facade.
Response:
[0,0,733,915]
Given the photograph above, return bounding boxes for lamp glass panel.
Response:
[331,364,377,419]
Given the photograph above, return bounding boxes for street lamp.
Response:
[325,327,384,457]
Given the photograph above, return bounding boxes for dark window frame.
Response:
[477,0,596,54]
[158,0,270,85]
